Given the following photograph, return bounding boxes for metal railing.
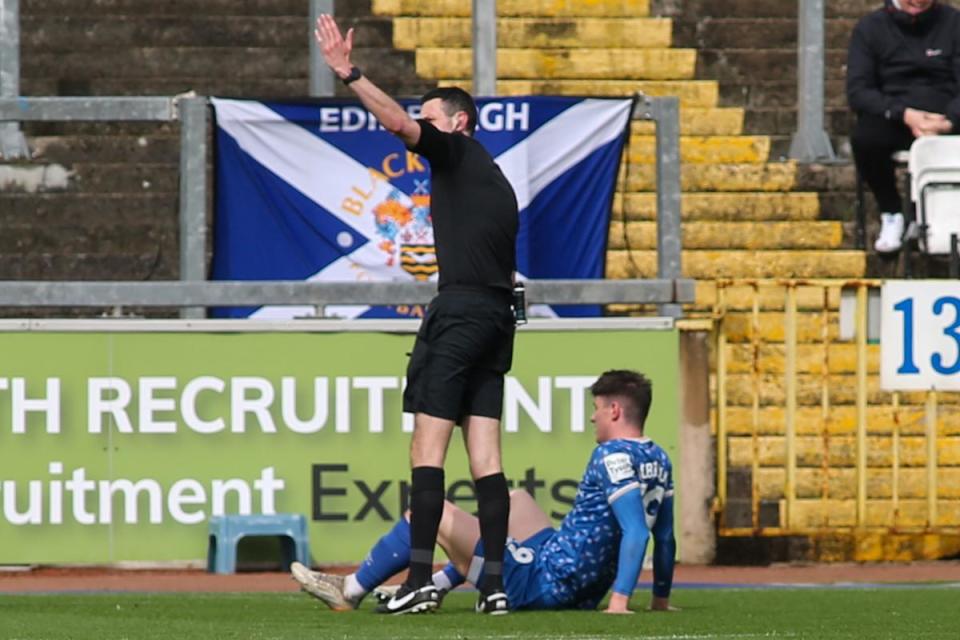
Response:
[789,0,836,163]
[635,95,683,318]
[714,279,955,535]
[0,95,209,318]
[0,279,694,311]
[0,92,690,316]
[308,0,335,97]
[472,0,497,96]
[0,0,29,159]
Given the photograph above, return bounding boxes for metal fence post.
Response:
[643,96,683,318]
[0,0,30,159]
[309,0,335,97]
[789,0,835,162]
[473,0,497,96]
[179,97,208,319]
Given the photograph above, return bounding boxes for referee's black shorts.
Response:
[403,287,516,422]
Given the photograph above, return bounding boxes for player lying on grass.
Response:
[292,370,677,615]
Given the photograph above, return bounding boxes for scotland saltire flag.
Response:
[210,96,632,319]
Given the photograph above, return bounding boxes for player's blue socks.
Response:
[652,496,676,598]
[355,517,411,592]
[652,533,676,598]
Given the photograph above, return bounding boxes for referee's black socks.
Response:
[407,465,445,588]
[475,472,509,594]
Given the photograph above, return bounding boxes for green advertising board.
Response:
[0,319,678,564]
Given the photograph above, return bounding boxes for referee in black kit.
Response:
[315,15,519,615]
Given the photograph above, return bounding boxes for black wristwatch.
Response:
[342,66,362,86]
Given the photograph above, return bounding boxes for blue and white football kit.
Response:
[470,437,675,610]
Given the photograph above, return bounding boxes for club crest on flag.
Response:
[372,180,437,280]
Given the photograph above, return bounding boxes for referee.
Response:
[316,15,519,615]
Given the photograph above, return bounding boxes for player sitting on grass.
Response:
[292,370,677,615]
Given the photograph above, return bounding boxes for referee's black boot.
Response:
[375,583,440,615]
[476,588,509,615]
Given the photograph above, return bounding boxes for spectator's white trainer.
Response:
[875,212,905,253]
[290,562,359,611]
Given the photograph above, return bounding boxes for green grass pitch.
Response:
[1,587,956,639]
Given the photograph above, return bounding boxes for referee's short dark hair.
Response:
[421,87,478,135]
[591,370,653,429]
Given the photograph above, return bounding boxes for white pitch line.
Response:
[396,634,799,640]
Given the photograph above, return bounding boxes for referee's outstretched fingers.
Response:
[316,14,353,70]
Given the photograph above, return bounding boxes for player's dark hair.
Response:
[590,370,653,429]
[420,87,478,135]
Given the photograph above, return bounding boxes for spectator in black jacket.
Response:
[847,0,960,253]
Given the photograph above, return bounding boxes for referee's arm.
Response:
[314,13,422,147]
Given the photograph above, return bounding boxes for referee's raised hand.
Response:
[314,13,354,78]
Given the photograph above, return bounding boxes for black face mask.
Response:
[886,0,940,29]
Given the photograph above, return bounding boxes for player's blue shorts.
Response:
[471,527,565,610]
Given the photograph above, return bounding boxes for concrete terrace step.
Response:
[628,135,769,164]
[790,499,958,530]
[418,48,696,80]
[674,0,878,19]
[722,373,960,408]
[28,135,180,163]
[0,193,176,225]
[440,80,720,105]
[22,76,433,99]
[720,310,842,343]
[57,163,179,194]
[632,108,744,136]
[0,223,174,255]
[22,45,428,98]
[727,436,959,473]
[608,278,842,315]
[626,162,798,192]
[723,406,960,436]
[0,254,176,281]
[697,49,846,86]
[724,343,880,375]
[730,453,960,500]
[392,17,671,49]
[693,282,852,313]
[613,192,820,222]
[23,46,420,82]
[21,0,308,16]
[605,250,866,279]
[21,16,393,51]
[20,76,308,97]
[23,48,309,79]
[607,221,844,251]
[373,0,651,18]
[676,17,857,51]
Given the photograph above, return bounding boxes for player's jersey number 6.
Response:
[506,540,535,564]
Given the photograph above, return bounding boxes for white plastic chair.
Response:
[908,135,960,256]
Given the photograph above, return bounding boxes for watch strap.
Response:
[342,66,362,86]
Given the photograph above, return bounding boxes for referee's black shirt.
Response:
[410,119,518,295]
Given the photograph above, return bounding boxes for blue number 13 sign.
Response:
[882,280,960,390]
